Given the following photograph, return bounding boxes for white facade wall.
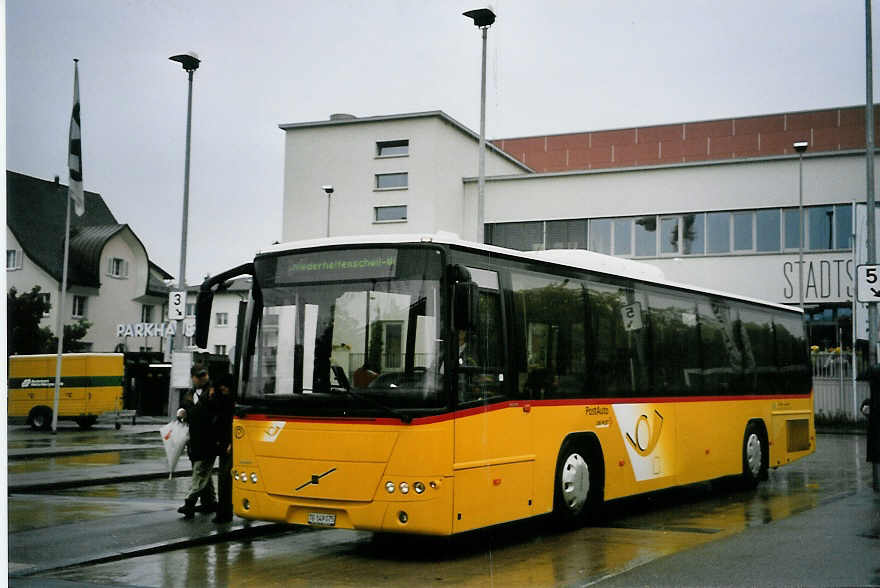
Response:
[281,115,524,242]
[183,289,247,358]
[7,226,170,353]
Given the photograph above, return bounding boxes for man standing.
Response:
[177,365,217,519]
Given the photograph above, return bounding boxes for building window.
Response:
[72,296,87,319]
[660,216,679,255]
[733,211,754,251]
[141,304,154,323]
[783,208,802,250]
[706,212,731,254]
[7,249,22,270]
[808,206,835,251]
[682,213,705,255]
[37,292,50,317]
[546,219,587,249]
[214,345,227,355]
[375,205,407,222]
[186,302,196,317]
[634,216,657,256]
[376,140,409,157]
[139,346,153,352]
[835,204,853,249]
[216,312,229,326]
[375,172,408,190]
[588,219,612,254]
[108,257,129,278]
[756,209,781,252]
[613,218,632,255]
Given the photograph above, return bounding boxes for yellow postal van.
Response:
[8,353,126,430]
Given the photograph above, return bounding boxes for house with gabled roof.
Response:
[6,171,174,353]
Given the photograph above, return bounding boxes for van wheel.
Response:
[553,439,603,527]
[75,416,97,430]
[741,421,767,488]
[29,407,52,431]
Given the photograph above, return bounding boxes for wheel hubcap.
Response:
[561,453,590,513]
[746,433,762,477]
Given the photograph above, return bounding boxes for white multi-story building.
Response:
[279,106,880,352]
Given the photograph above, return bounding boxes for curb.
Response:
[10,521,293,578]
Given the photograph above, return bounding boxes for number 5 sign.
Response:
[856,265,880,303]
[168,291,186,320]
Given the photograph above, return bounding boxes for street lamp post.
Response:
[169,51,200,296]
[794,141,808,313]
[168,51,199,417]
[463,7,496,244]
[323,185,334,237]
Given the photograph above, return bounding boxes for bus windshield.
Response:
[243,247,446,416]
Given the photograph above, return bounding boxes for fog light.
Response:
[233,470,239,481]
[250,473,258,484]
[414,481,425,494]
[242,498,250,511]
[398,511,408,524]
[400,482,409,494]
[385,481,395,493]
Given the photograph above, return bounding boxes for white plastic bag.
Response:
[159,419,189,478]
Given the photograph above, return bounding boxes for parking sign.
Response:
[168,291,186,320]
[856,265,880,303]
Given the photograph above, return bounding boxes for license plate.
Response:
[307,512,336,527]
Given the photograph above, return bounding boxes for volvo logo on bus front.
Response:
[295,467,337,492]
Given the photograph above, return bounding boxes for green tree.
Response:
[7,286,53,355]
[8,286,93,354]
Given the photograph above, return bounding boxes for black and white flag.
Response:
[68,59,84,216]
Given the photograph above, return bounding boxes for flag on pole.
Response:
[68,59,84,216]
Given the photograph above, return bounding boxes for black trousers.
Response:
[217,450,233,518]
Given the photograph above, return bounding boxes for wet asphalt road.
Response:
[7,423,878,587]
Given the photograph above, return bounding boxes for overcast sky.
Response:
[5,1,878,284]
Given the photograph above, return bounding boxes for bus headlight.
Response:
[414,481,425,494]
[385,481,395,493]
[399,482,409,494]
[250,473,258,484]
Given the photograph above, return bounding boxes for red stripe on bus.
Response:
[240,393,811,426]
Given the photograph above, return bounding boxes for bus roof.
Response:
[258,233,802,314]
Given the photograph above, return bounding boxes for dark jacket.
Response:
[212,392,235,455]
[182,386,217,461]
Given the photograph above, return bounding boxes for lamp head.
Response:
[463,7,496,27]
[169,51,201,72]
[793,141,809,154]
[322,185,334,195]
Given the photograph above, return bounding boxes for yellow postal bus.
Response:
[196,234,813,535]
[8,353,126,430]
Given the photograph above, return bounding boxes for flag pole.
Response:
[51,193,72,433]
[52,58,83,433]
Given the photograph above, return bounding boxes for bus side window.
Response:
[511,270,586,400]
[457,290,504,403]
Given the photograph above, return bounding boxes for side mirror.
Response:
[454,281,479,330]
[194,289,214,349]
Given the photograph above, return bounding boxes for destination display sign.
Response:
[275,249,398,284]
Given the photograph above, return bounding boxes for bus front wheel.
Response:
[741,421,768,488]
[553,439,603,527]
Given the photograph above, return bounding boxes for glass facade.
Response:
[487,204,856,258]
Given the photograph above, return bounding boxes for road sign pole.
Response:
[865,0,879,490]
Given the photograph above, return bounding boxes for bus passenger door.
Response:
[453,268,534,532]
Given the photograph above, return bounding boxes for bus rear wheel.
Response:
[553,439,602,527]
[29,406,52,431]
[741,421,768,488]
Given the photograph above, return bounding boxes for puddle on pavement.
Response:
[7,448,165,474]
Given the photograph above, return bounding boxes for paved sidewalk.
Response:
[594,490,880,587]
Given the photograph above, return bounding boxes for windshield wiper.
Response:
[328,366,413,423]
